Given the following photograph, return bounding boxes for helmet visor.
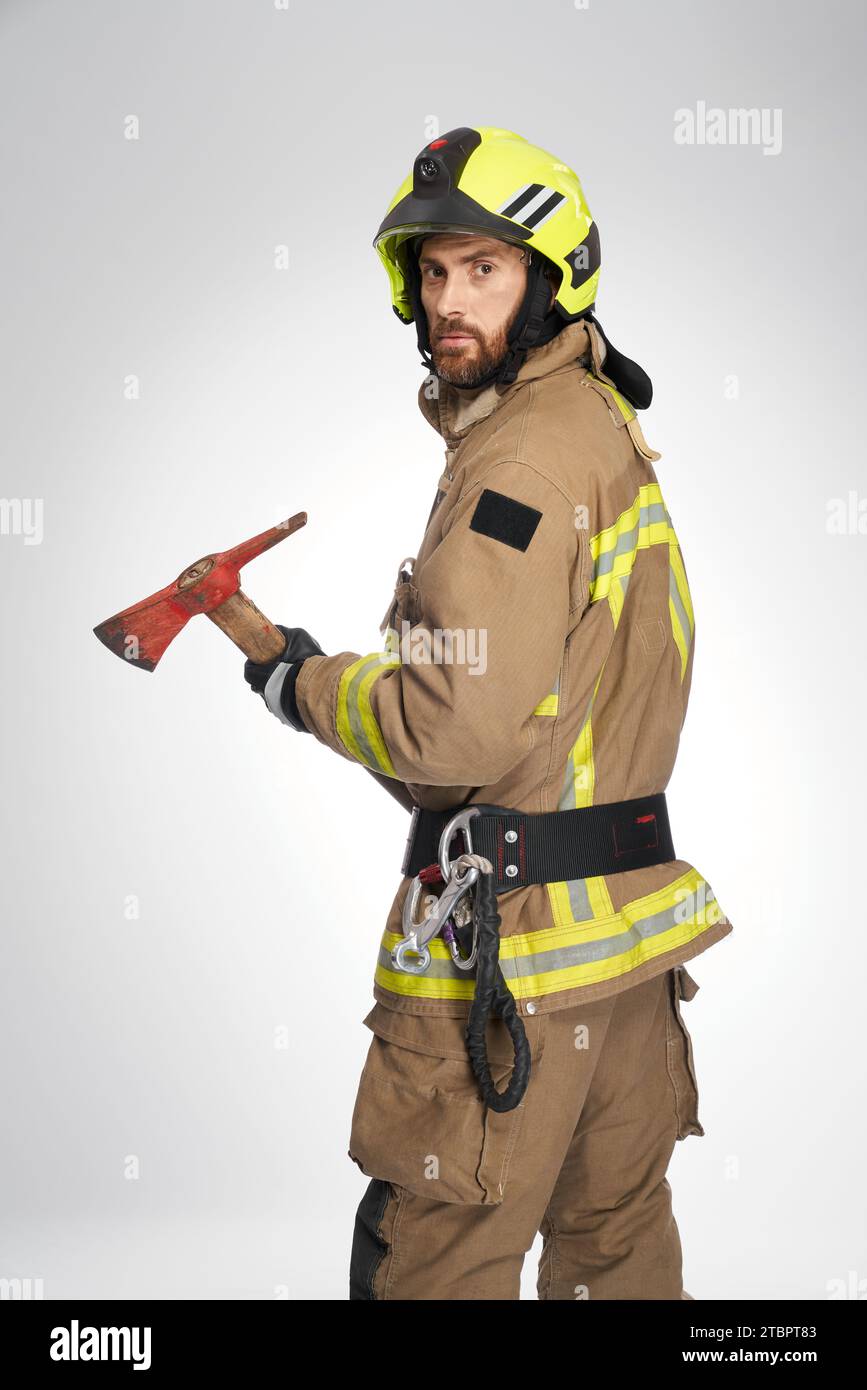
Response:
[378,221,529,273]
[380,221,527,244]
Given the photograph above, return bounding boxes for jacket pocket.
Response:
[664,966,705,1140]
[347,1004,542,1206]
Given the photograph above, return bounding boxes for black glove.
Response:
[243,625,325,732]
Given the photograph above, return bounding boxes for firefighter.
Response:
[244,126,733,1300]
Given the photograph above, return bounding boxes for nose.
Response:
[435,275,469,320]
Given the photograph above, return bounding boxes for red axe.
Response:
[93,511,414,811]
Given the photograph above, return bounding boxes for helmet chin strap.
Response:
[406,245,566,392]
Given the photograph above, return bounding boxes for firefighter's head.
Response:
[373,127,652,404]
[414,231,561,389]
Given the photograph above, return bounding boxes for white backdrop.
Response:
[1,0,865,1300]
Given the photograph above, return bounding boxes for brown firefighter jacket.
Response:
[294,317,732,1017]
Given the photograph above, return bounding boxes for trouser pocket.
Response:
[347,1004,542,1205]
[664,966,705,1140]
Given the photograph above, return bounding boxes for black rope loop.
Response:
[463,864,532,1113]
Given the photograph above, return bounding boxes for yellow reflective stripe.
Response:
[587,371,636,423]
[669,539,694,633]
[586,875,615,919]
[546,880,575,929]
[668,592,689,679]
[547,836,613,926]
[377,869,727,1002]
[374,958,477,1001]
[569,703,595,807]
[590,482,694,676]
[667,539,694,681]
[533,693,559,716]
[607,571,628,628]
[589,483,669,603]
[506,869,720,955]
[533,670,560,717]
[556,676,616,920]
[335,652,400,776]
[560,666,604,810]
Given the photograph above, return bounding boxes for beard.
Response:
[429,304,521,389]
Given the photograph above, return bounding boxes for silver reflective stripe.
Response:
[564,876,593,921]
[499,886,712,981]
[558,686,595,810]
[343,653,395,770]
[558,745,578,811]
[495,183,566,229]
[263,662,293,725]
[496,182,531,215]
[593,501,668,583]
[381,883,715,992]
[377,944,465,982]
[669,564,692,650]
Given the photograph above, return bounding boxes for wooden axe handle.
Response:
[207,590,288,663]
[209,592,417,815]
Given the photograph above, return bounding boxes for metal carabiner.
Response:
[443,908,479,971]
[438,802,522,880]
[392,857,481,975]
[438,806,482,880]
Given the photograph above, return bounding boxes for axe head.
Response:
[93,511,306,671]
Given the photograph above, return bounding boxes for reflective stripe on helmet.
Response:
[373,126,600,324]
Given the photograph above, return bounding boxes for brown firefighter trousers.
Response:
[348,965,704,1300]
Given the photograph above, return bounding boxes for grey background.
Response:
[1,0,864,1300]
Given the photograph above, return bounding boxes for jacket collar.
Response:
[416,318,609,447]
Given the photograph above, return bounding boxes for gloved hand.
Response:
[243,624,325,732]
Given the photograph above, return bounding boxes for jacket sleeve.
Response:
[293,459,586,787]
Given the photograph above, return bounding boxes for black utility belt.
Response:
[401,793,675,895]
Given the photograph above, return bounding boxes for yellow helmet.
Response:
[373,125,652,404]
[373,125,600,328]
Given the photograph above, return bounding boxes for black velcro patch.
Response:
[469,488,542,552]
